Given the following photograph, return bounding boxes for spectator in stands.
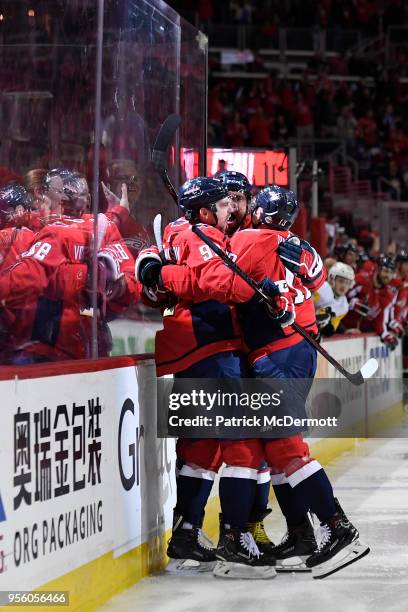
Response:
[336,105,358,153]
[272,113,291,144]
[382,159,407,201]
[198,0,214,29]
[208,84,226,142]
[314,87,335,137]
[294,93,314,140]
[226,111,248,147]
[356,109,378,148]
[248,107,273,146]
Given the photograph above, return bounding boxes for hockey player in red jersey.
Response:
[334,241,359,271]
[150,185,369,578]
[0,183,41,362]
[389,250,408,337]
[215,171,277,555]
[0,173,139,363]
[343,254,398,349]
[0,183,37,269]
[137,177,277,578]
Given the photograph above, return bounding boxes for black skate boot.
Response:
[166,514,216,573]
[270,515,316,572]
[247,509,276,554]
[214,526,276,580]
[306,499,370,579]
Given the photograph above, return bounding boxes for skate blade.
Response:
[312,539,370,579]
[213,560,277,580]
[166,558,216,574]
[276,556,312,573]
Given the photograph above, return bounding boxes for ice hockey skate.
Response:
[270,515,316,572]
[306,499,370,579]
[213,527,276,579]
[166,515,216,574]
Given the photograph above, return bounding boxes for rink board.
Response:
[0,356,176,610]
[0,335,403,610]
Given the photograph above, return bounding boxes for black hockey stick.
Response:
[151,114,181,203]
[191,225,378,385]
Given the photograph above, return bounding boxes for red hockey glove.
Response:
[259,277,296,328]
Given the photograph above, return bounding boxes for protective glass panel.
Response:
[0,0,207,365]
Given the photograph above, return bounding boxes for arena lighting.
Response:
[179,148,289,185]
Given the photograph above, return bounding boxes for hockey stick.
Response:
[191,225,378,385]
[153,213,163,251]
[151,114,181,203]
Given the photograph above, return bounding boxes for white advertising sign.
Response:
[0,361,176,590]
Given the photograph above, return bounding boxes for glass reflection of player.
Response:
[102,86,150,177]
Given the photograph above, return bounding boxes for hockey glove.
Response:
[348,298,370,317]
[388,319,405,338]
[278,237,320,278]
[380,331,398,351]
[316,306,334,331]
[135,246,163,287]
[259,277,296,328]
[97,250,125,301]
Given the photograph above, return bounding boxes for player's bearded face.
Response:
[378,267,393,286]
[226,191,247,235]
[215,197,236,233]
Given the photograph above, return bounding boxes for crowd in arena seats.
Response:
[208,67,408,199]
[169,0,408,201]
[171,0,407,35]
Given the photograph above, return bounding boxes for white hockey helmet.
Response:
[328,262,355,286]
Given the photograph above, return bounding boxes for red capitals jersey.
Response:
[162,227,325,364]
[390,277,408,325]
[343,270,395,335]
[0,226,36,360]
[0,215,139,360]
[106,206,150,258]
[155,218,242,376]
[0,226,35,270]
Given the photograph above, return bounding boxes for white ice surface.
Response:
[99,421,408,612]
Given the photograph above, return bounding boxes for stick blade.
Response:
[151,114,181,170]
[153,213,163,251]
[360,357,379,380]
